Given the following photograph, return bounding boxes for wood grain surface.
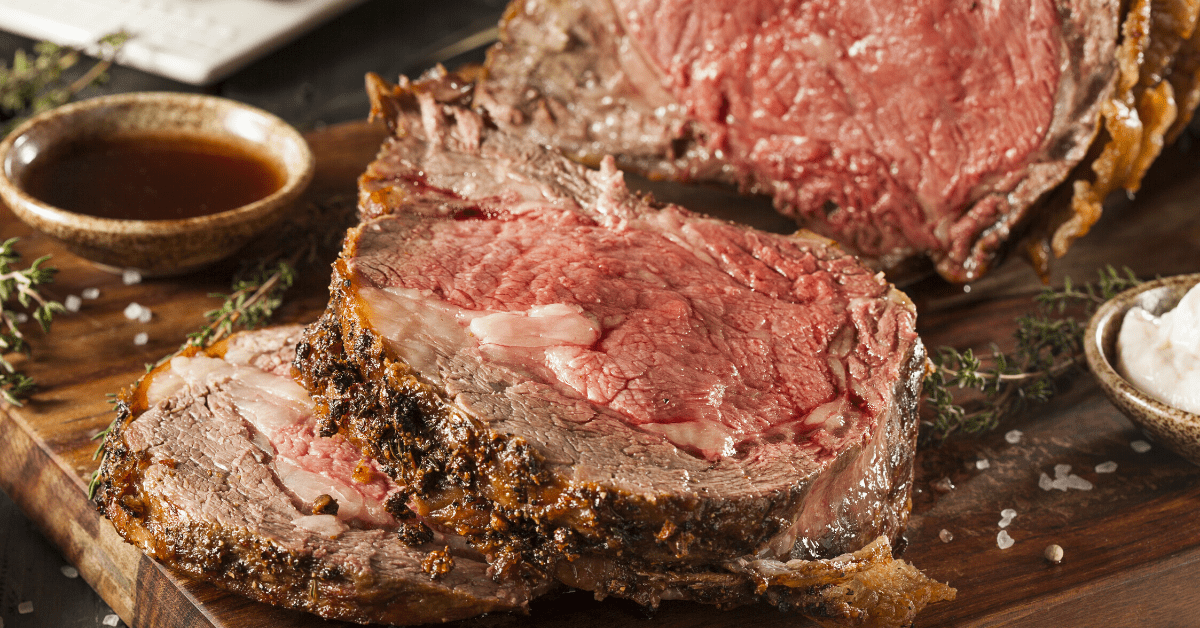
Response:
[2,118,1199,627]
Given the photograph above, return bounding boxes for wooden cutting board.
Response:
[2,118,1199,628]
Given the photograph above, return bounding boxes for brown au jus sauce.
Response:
[22,134,285,221]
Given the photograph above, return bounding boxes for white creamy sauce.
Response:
[1116,283,1200,414]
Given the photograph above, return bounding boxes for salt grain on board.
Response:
[998,508,1017,528]
[15,312,27,324]
[1041,463,1094,491]
[1131,440,1152,453]
[975,459,990,470]
[122,269,142,285]
[17,601,32,614]
[123,303,153,323]
[82,287,100,299]
[1005,429,1023,444]
[60,565,78,578]
[64,295,81,312]
[997,530,1014,549]
[102,614,121,627]
[1096,461,1118,473]
[939,529,954,543]
[1064,475,1094,490]
[134,332,149,346]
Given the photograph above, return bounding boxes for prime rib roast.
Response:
[469,0,1200,282]
[95,97,956,623]
[288,81,953,624]
[93,327,536,625]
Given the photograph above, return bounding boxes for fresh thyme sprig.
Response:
[1,32,130,134]
[0,238,64,406]
[923,265,1144,441]
[183,257,301,351]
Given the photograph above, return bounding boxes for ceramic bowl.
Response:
[0,92,314,276]
[1085,273,1200,465]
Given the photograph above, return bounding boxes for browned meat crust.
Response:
[292,80,954,625]
[94,327,534,625]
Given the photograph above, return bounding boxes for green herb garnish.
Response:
[923,266,1144,441]
[0,238,63,406]
[1,32,129,135]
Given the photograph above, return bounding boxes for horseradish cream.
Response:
[1116,283,1200,414]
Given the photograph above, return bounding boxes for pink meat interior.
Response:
[613,0,1061,258]
[354,206,915,461]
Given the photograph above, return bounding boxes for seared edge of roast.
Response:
[94,326,532,625]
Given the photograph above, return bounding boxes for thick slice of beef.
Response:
[468,0,1162,282]
[94,326,534,625]
[294,86,953,624]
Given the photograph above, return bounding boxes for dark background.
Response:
[0,1,506,625]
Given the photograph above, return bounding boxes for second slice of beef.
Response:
[295,88,949,620]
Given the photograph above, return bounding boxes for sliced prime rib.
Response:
[94,326,535,625]
[293,84,954,624]
[468,0,1200,282]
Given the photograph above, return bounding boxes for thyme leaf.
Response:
[923,265,1144,442]
[1,32,129,135]
[0,238,64,406]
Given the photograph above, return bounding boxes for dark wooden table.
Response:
[0,3,505,626]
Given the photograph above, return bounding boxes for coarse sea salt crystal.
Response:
[1131,440,1152,453]
[64,295,81,312]
[1064,475,1094,490]
[1005,429,1023,444]
[15,312,28,324]
[998,508,1017,528]
[938,529,953,543]
[122,269,142,285]
[102,614,121,627]
[997,530,1014,549]
[124,303,152,323]
[1042,463,1094,491]
[134,332,149,346]
[18,600,33,614]
[60,565,78,578]
[1096,461,1118,473]
[82,287,100,299]
[975,459,990,470]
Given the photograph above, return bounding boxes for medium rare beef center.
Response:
[614,0,1060,258]
[353,204,904,461]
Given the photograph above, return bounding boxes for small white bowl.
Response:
[0,92,314,276]
[1085,273,1200,465]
